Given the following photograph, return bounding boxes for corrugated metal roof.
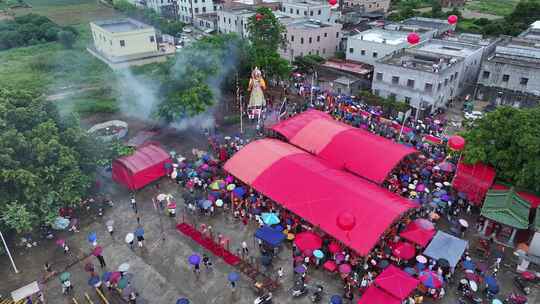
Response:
[480,189,531,229]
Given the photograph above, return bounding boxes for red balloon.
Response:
[337,212,356,232]
[447,15,458,25]
[255,13,263,21]
[448,135,466,151]
[328,0,337,5]
[407,32,420,45]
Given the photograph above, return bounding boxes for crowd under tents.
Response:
[423,231,468,270]
[452,161,496,205]
[112,144,172,190]
[224,138,416,256]
[270,110,418,185]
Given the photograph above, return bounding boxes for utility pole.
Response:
[236,72,243,134]
[0,230,19,274]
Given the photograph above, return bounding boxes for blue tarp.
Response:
[255,225,285,247]
[423,231,468,269]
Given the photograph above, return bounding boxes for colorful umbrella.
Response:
[261,212,280,225]
[176,299,190,304]
[110,272,121,284]
[125,233,134,243]
[485,276,499,293]
[294,232,322,252]
[233,187,246,198]
[118,277,128,289]
[393,242,416,260]
[226,184,236,191]
[215,199,223,207]
[209,181,220,190]
[55,239,65,246]
[199,200,212,209]
[59,272,71,282]
[463,260,475,270]
[188,254,201,265]
[294,265,307,274]
[416,255,427,264]
[88,231,97,243]
[438,162,455,172]
[404,267,417,276]
[92,246,103,257]
[330,295,342,304]
[419,271,443,289]
[313,250,324,259]
[328,242,341,254]
[118,263,130,272]
[102,272,112,282]
[338,263,352,274]
[228,272,240,282]
[88,276,101,287]
[323,260,337,272]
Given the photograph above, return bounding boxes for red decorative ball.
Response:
[337,212,356,232]
[328,0,337,5]
[255,13,263,21]
[448,135,466,151]
[407,32,420,45]
[447,15,458,25]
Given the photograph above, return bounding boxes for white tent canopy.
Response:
[11,281,40,301]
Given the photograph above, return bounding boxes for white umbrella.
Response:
[215,199,223,207]
[435,182,443,188]
[416,255,427,264]
[157,194,167,201]
[443,181,451,187]
[469,280,478,292]
[408,184,416,190]
[125,233,134,243]
[106,220,114,227]
[459,219,469,228]
[118,263,130,272]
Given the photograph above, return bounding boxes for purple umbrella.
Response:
[440,194,451,202]
[294,265,306,274]
[188,254,201,265]
[416,184,426,192]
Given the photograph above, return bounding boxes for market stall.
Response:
[423,231,468,270]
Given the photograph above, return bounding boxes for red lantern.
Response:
[447,15,458,25]
[255,13,263,21]
[328,0,337,5]
[448,135,466,151]
[407,32,420,45]
[337,212,356,232]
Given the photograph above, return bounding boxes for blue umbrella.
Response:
[199,200,212,209]
[313,250,324,259]
[88,231,97,243]
[102,272,112,282]
[88,276,100,286]
[233,187,246,198]
[261,212,280,225]
[228,272,240,282]
[176,299,190,304]
[463,260,475,270]
[273,225,284,232]
[404,267,416,276]
[330,295,343,304]
[135,227,144,237]
[440,194,451,202]
[188,254,200,265]
[485,276,499,293]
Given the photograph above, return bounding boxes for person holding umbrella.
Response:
[228,272,240,292]
[135,227,144,248]
[125,232,135,249]
[60,272,73,295]
[93,246,106,268]
[106,220,114,236]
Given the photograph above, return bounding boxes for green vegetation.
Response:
[293,55,326,75]
[113,0,184,36]
[465,0,520,16]
[462,106,540,194]
[0,13,77,50]
[0,0,27,10]
[359,90,410,117]
[0,88,107,232]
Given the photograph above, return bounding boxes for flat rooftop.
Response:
[401,17,452,31]
[93,18,151,33]
[487,37,540,68]
[380,40,481,73]
[284,18,333,29]
[350,29,408,45]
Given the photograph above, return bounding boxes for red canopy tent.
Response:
[224,139,416,256]
[492,184,540,209]
[399,219,436,247]
[357,285,401,304]
[271,110,418,185]
[112,144,172,190]
[452,161,496,205]
[374,265,420,300]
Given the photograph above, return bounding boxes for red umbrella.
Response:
[323,260,337,272]
[448,135,466,151]
[338,263,352,274]
[92,246,103,257]
[328,242,341,254]
[419,271,444,289]
[294,232,322,252]
[303,249,313,256]
[392,242,416,260]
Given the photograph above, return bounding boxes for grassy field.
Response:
[465,0,520,16]
[14,0,122,25]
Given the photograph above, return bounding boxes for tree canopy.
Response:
[0,88,104,232]
[462,106,540,194]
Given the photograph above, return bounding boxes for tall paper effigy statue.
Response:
[248,67,266,110]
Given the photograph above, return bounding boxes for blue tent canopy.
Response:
[423,231,468,269]
[255,225,285,247]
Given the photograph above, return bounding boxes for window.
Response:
[349,47,354,53]
[450,74,454,81]
[520,77,528,85]
[318,9,321,15]
[407,79,415,88]
[150,36,155,43]
[437,83,442,91]
[309,37,312,44]
[373,52,378,58]
[392,76,399,84]
[322,48,326,54]
[482,71,490,79]
[455,72,458,80]
[360,49,365,55]
[120,40,125,47]
[290,8,293,14]
[296,9,300,15]
[404,97,411,104]
[195,7,198,13]
[502,74,510,82]
[336,32,339,38]
[202,7,206,13]
[317,36,320,42]
[425,83,433,93]
[376,72,383,81]
[324,33,328,38]
[301,37,304,44]
[304,11,307,16]
[373,89,380,96]
[310,11,313,16]
[444,79,448,86]
[291,35,294,42]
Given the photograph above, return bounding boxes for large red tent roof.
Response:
[375,265,419,300]
[271,110,418,184]
[452,161,496,204]
[224,139,416,256]
[357,285,401,304]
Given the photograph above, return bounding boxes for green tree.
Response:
[0,88,104,232]
[293,55,326,74]
[462,106,540,193]
[431,0,443,18]
[57,30,76,49]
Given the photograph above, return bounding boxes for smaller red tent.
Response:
[357,285,400,304]
[375,265,419,300]
[112,144,172,190]
[452,161,496,204]
[399,219,436,247]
